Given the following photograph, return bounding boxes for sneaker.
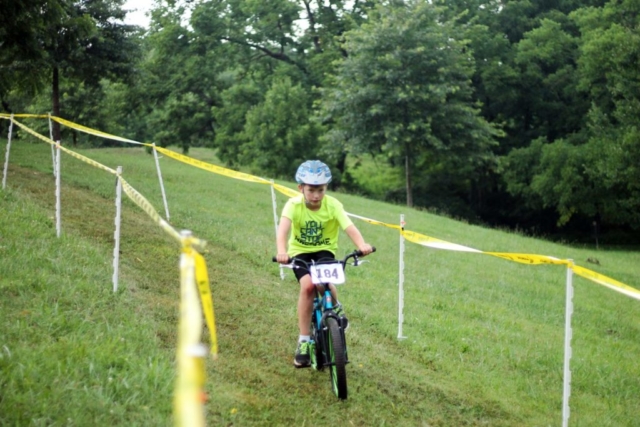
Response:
[294,341,311,368]
[335,303,349,331]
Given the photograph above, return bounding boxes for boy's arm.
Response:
[344,224,373,255]
[276,216,292,263]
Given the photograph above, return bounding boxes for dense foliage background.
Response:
[2,0,640,243]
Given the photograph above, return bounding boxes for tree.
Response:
[501,0,640,230]
[242,76,322,178]
[320,0,499,207]
[0,0,140,141]
[572,0,640,228]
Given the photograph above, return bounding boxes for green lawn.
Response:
[1,138,639,426]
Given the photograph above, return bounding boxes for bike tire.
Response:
[326,317,347,399]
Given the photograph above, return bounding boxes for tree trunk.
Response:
[405,154,413,207]
[52,66,61,142]
[334,151,347,189]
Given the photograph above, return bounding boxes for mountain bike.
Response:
[273,248,376,400]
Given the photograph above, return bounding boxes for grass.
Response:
[1,137,639,426]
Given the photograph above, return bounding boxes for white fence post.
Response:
[113,166,123,292]
[270,180,284,279]
[398,214,407,339]
[562,260,574,427]
[48,113,56,176]
[152,143,171,221]
[55,141,62,237]
[2,114,14,190]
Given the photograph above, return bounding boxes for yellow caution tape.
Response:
[272,182,299,198]
[51,116,145,145]
[6,114,638,302]
[572,265,640,301]
[0,113,145,145]
[0,113,49,119]
[176,248,206,427]
[348,212,403,230]
[8,117,118,175]
[7,116,186,245]
[120,179,183,243]
[484,252,568,266]
[2,113,307,201]
[402,229,482,251]
[154,146,271,184]
[194,251,218,358]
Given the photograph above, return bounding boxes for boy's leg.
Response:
[328,283,339,305]
[297,275,314,336]
[328,283,349,330]
[294,274,315,368]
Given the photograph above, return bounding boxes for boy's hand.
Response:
[358,244,374,256]
[276,253,290,264]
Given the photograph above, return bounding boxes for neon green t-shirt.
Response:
[281,194,353,256]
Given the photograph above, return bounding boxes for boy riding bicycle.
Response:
[276,160,373,368]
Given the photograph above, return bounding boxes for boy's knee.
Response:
[300,278,315,295]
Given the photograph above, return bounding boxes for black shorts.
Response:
[291,250,336,282]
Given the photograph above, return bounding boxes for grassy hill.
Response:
[1,139,639,426]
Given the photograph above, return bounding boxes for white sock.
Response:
[299,335,310,343]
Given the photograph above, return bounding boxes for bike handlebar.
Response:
[272,247,376,264]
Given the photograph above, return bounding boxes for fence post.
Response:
[112,166,123,292]
[398,214,407,339]
[55,141,62,237]
[270,180,284,279]
[2,114,14,190]
[562,260,574,427]
[48,113,56,176]
[152,143,171,221]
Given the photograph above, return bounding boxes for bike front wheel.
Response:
[326,317,347,399]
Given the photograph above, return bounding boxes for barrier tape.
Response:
[176,246,206,427]
[400,227,639,299]
[347,212,403,230]
[51,116,145,145]
[5,116,185,244]
[0,113,145,145]
[272,182,299,198]
[7,117,118,175]
[194,250,219,358]
[484,252,567,266]
[572,265,640,301]
[4,114,639,302]
[153,146,271,184]
[0,113,49,119]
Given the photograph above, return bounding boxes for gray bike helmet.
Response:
[295,160,332,185]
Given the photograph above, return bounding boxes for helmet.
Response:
[295,160,332,185]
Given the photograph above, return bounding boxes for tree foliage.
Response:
[5,0,640,237]
[321,1,499,206]
[1,0,140,142]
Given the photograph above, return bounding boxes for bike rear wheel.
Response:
[326,317,347,399]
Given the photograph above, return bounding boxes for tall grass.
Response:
[1,138,639,426]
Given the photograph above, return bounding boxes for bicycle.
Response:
[273,248,376,400]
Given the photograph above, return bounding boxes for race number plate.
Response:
[310,263,345,285]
